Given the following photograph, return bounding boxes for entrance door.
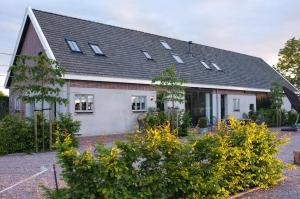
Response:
[221,94,226,119]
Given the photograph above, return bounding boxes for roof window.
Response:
[66,40,81,52]
[160,40,172,50]
[89,43,104,55]
[172,53,184,64]
[142,51,152,60]
[212,63,222,70]
[200,61,211,69]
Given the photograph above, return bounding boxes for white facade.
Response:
[67,87,156,136]
[282,96,292,110]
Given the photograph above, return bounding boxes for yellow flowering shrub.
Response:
[47,118,287,199]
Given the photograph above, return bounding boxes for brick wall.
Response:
[70,80,156,91]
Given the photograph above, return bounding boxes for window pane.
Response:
[172,54,184,63]
[142,51,152,59]
[91,44,104,55]
[81,95,87,110]
[87,95,94,110]
[75,95,81,110]
[67,40,81,52]
[160,41,172,49]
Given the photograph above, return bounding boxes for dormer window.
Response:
[172,53,184,64]
[89,43,104,55]
[212,63,222,70]
[142,51,153,60]
[160,40,172,50]
[66,40,81,52]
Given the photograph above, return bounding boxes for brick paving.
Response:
[0,131,299,199]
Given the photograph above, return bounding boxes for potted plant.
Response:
[198,117,208,134]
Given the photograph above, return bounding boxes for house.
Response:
[5,7,299,136]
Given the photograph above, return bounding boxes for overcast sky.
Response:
[1,0,300,95]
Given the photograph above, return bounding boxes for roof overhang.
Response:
[4,6,56,89]
[64,74,274,93]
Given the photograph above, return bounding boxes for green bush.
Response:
[46,118,286,199]
[0,113,80,155]
[197,117,208,128]
[0,114,33,154]
[178,112,191,136]
[143,111,167,130]
[0,96,9,119]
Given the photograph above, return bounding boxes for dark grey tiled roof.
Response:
[33,9,298,92]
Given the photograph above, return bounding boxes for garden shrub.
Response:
[0,96,9,119]
[0,114,33,155]
[46,117,287,199]
[0,113,80,155]
[178,112,191,136]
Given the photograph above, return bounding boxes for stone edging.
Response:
[228,176,287,199]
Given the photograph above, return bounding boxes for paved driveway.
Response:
[0,132,299,199]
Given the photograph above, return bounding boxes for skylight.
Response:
[90,44,104,55]
[200,61,211,69]
[142,51,152,60]
[212,63,222,70]
[160,40,172,50]
[172,54,184,64]
[66,40,81,52]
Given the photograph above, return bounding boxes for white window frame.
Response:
[131,96,147,112]
[160,40,172,50]
[15,97,20,111]
[89,43,104,55]
[172,53,184,64]
[233,98,240,112]
[75,94,94,113]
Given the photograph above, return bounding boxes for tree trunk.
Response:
[42,100,45,152]
[34,111,38,153]
[49,106,52,151]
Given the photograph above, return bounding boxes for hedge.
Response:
[45,117,287,199]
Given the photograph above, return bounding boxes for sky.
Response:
[0,0,300,95]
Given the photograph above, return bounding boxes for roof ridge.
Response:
[32,8,261,60]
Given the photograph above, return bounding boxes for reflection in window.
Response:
[132,96,146,111]
[233,99,240,112]
[75,94,94,112]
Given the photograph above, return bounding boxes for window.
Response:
[75,94,94,112]
[15,98,20,111]
[142,51,152,60]
[89,43,104,55]
[233,99,240,112]
[249,104,254,112]
[212,63,222,70]
[160,40,172,49]
[131,96,146,111]
[200,61,211,69]
[66,40,81,52]
[172,53,184,64]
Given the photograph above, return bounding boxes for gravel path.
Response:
[0,132,299,199]
[0,135,123,199]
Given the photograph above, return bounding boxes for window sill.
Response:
[75,111,94,114]
[132,110,147,113]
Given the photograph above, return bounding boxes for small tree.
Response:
[152,65,185,134]
[10,52,68,151]
[270,82,283,127]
